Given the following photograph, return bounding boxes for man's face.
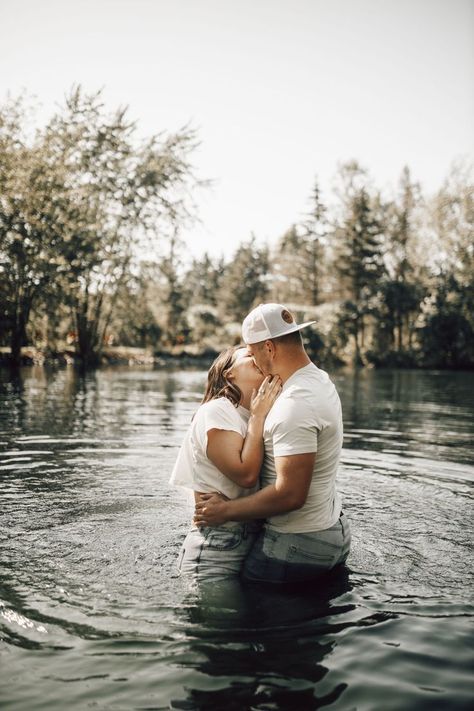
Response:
[246,341,273,376]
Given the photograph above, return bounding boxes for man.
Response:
[194,303,351,583]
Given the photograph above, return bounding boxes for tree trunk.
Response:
[10,326,23,367]
[9,300,30,367]
[75,306,101,369]
[396,311,403,351]
[407,314,414,349]
[353,316,363,367]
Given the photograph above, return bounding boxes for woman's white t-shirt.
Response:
[169,397,257,500]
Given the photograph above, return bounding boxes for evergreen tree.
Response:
[301,178,328,305]
[218,237,269,322]
[156,228,189,346]
[184,252,223,306]
[271,224,309,304]
[271,179,328,306]
[333,163,384,363]
[380,166,425,352]
[419,161,474,367]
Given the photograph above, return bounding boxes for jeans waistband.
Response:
[226,521,262,533]
[196,521,262,535]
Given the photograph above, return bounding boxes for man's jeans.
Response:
[177,523,261,583]
[242,512,351,584]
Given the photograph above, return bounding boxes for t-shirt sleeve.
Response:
[201,399,246,437]
[271,399,319,457]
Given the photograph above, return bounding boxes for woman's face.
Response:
[229,347,265,393]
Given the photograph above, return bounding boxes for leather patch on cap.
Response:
[281,309,294,324]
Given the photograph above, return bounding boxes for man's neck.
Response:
[275,352,312,385]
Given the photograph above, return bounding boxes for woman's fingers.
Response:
[259,375,281,394]
[265,377,281,398]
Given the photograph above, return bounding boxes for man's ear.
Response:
[264,340,276,358]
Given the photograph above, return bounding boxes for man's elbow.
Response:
[281,490,307,511]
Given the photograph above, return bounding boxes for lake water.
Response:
[0,365,473,710]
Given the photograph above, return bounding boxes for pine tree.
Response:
[218,237,269,322]
[333,166,384,363]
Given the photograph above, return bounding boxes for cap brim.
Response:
[271,321,316,339]
[246,321,316,343]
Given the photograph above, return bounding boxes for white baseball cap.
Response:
[242,303,316,345]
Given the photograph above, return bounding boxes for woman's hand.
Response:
[250,375,282,419]
[194,492,230,527]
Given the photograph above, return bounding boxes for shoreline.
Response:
[0,346,220,369]
[0,346,472,372]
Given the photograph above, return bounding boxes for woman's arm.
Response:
[206,376,281,489]
[195,452,316,523]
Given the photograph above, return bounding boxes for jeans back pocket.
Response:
[204,528,242,551]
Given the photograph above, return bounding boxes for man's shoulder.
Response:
[268,388,314,424]
[268,365,339,425]
[285,366,331,397]
[296,363,332,385]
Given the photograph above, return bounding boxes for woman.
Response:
[169,346,281,582]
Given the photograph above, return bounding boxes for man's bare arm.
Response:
[194,452,315,526]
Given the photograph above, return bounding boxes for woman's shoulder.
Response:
[196,397,245,427]
[200,397,238,415]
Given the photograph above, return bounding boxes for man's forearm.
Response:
[196,453,314,527]
[221,483,300,522]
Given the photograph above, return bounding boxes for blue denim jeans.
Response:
[242,512,351,584]
[177,523,261,583]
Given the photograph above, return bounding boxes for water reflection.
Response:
[169,569,354,710]
[0,365,473,710]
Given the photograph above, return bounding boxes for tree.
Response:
[184,252,224,307]
[218,236,269,322]
[301,178,329,305]
[156,226,190,346]
[0,88,199,367]
[419,160,474,367]
[271,224,309,304]
[380,166,426,352]
[419,274,473,368]
[271,180,328,307]
[110,272,163,349]
[0,96,73,363]
[332,163,385,364]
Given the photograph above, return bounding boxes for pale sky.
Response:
[1,0,473,259]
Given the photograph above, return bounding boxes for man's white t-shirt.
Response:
[262,363,343,533]
[169,397,257,500]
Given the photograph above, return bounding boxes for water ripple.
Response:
[1,366,473,710]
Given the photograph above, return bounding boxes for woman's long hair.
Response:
[201,346,242,407]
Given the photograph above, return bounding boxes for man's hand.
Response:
[194,492,230,527]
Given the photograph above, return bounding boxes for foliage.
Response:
[0,91,472,370]
[0,88,199,366]
[217,236,270,322]
[332,163,385,364]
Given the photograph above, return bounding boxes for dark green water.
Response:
[0,365,473,710]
